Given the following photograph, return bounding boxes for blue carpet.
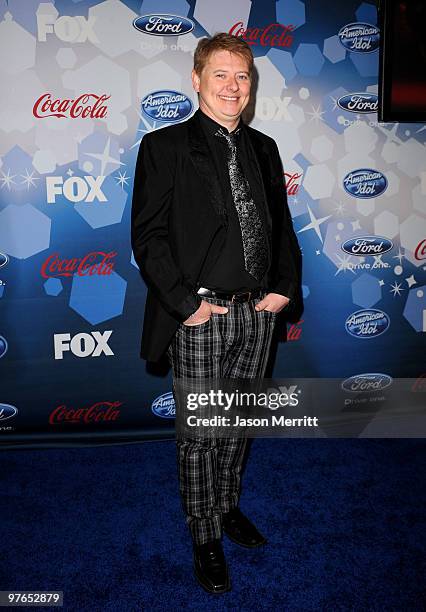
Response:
[1,439,425,610]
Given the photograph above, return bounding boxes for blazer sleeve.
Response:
[131,133,201,322]
[268,140,303,304]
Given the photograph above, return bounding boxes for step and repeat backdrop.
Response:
[0,0,425,446]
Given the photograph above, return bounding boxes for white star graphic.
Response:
[0,168,16,191]
[115,170,130,189]
[393,248,404,264]
[373,255,384,267]
[334,203,345,216]
[335,234,341,241]
[297,205,331,243]
[335,253,356,275]
[390,281,404,296]
[86,137,124,176]
[66,169,74,177]
[315,249,320,255]
[406,274,416,288]
[306,104,325,123]
[330,95,339,111]
[132,107,177,149]
[379,279,385,286]
[351,220,361,231]
[20,168,40,190]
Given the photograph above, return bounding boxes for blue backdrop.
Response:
[0,0,425,445]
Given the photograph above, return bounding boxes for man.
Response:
[131,33,302,594]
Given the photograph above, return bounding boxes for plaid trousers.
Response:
[167,294,276,545]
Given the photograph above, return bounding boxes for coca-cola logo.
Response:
[229,22,294,47]
[33,93,110,119]
[414,239,426,261]
[41,251,117,279]
[284,172,302,196]
[412,374,426,392]
[49,401,122,425]
[287,320,303,341]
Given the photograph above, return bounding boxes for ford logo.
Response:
[0,335,7,359]
[337,92,378,114]
[141,90,193,123]
[342,373,393,393]
[0,403,17,421]
[0,252,8,269]
[345,309,390,339]
[133,14,194,36]
[338,22,380,53]
[343,169,387,199]
[342,236,393,256]
[151,391,175,419]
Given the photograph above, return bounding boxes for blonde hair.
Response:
[193,32,254,76]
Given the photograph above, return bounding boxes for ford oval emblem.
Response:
[0,403,17,421]
[345,309,390,339]
[337,92,378,114]
[343,169,387,199]
[342,236,393,256]
[0,252,8,269]
[341,373,393,393]
[338,22,380,53]
[0,335,8,359]
[141,90,193,123]
[133,14,194,36]
[151,391,175,419]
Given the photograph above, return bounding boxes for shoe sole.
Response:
[193,564,231,594]
[223,528,267,549]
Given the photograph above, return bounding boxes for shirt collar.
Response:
[197,108,244,139]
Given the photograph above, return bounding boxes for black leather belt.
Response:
[197,287,263,303]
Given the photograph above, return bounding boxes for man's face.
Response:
[192,49,251,128]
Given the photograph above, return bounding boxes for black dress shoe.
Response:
[193,539,231,594]
[222,508,267,548]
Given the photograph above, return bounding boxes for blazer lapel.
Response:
[188,113,228,221]
[245,127,273,256]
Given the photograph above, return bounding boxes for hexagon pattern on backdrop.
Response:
[0,204,51,259]
[69,272,127,325]
[0,0,425,444]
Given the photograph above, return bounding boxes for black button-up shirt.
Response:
[196,109,269,292]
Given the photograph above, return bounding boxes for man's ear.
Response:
[191,69,200,93]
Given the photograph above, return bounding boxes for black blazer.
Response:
[131,111,303,362]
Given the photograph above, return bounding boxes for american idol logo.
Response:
[133,14,194,36]
[343,169,387,198]
[337,93,378,113]
[141,90,193,122]
[345,309,390,339]
[342,236,393,256]
[0,335,7,359]
[0,252,8,269]
[342,373,392,393]
[338,22,380,52]
[151,391,175,419]
[0,403,17,421]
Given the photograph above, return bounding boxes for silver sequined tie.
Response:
[215,127,268,282]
